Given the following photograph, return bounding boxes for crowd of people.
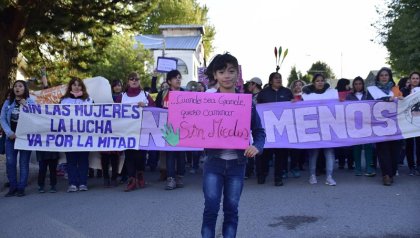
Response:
[1,52,419,237]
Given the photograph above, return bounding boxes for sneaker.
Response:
[189,168,197,174]
[274,177,283,186]
[16,189,25,197]
[365,171,376,177]
[309,175,317,184]
[38,186,45,193]
[79,185,88,191]
[355,171,363,176]
[175,176,184,188]
[67,185,78,192]
[49,186,57,193]
[165,177,176,190]
[409,169,415,176]
[290,169,301,178]
[5,188,17,197]
[325,176,336,186]
[395,170,399,176]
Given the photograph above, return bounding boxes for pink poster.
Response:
[167,91,252,149]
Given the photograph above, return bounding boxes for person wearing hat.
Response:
[247,77,263,104]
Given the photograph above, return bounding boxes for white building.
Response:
[135,25,205,86]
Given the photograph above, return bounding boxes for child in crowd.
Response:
[201,53,266,237]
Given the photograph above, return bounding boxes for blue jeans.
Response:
[308,148,335,177]
[201,157,246,238]
[65,152,89,186]
[5,139,32,190]
[166,151,186,177]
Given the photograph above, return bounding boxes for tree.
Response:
[307,61,336,80]
[0,0,157,98]
[89,33,153,86]
[374,0,420,74]
[287,66,310,87]
[142,0,215,60]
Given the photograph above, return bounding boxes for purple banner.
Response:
[257,99,403,149]
[139,107,202,151]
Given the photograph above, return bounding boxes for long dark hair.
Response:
[409,71,420,80]
[352,76,365,93]
[375,67,394,86]
[397,77,409,90]
[336,78,350,92]
[9,80,30,104]
[61,77,89,101]
[268,72,282,86]
[312,73,325,83]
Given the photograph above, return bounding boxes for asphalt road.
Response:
[0,165,420,238]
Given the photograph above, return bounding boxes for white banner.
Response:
[15,104,142,151]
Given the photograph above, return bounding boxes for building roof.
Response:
[159,24,205,34]
[135,35,202,51]
[366,70,379,86]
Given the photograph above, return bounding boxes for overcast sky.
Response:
[198,0,389,84]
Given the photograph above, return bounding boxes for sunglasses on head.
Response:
[129,77,139,81]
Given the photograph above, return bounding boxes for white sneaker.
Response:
[67,185,78,192]
[325,176,337,186]
[309,175,317,184]
[79,185,88,191]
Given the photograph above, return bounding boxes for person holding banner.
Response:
[156,70,187,190]
[1,80,35,197]
[256,72,293,186]
[302,74,338,186]
[36,69,60,193]
[122,72,154,192]
[401,72,420,176]
[367,67,403,186]
[60,77,93,192]
[335,78,354,171]
[289,79,308,176]
[346,77,376,177]
[201,53,266,238]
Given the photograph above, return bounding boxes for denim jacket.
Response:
[0,98,35,138]
[205,102,266,163]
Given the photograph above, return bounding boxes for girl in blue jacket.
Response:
[1,80,35,197]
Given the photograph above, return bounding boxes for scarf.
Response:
[376,81,394,95]
[126,87,141,97]
[70,91,83,97]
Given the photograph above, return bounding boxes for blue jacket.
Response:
[1,98,35,138]
[257,86,293,103]
[345,91,369,101]
[205,102,266,163]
